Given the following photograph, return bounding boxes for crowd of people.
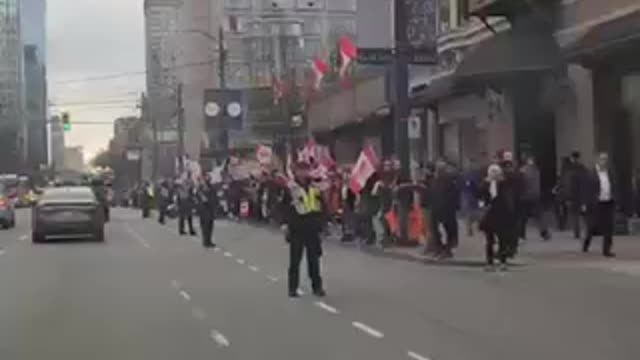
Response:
[118,147,619,275]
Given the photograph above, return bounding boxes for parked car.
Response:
[32,186,105,243]
[0,185,16,229]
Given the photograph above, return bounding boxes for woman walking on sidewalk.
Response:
[479,164,519,271]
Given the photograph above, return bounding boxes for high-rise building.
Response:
[143,0,182,178]
[49,115,65,171]
[21,0,47,173]
[0,0,25,173]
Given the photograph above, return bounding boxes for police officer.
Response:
[177,179,197,236]
[196,174,218,248]
[280,162,326,298]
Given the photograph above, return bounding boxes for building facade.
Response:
[49,115,65,171]
[143,0,182,178]
[0,0,25,173]
[63,146,84,173]
[21,0,47,173]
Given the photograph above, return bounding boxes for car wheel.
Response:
[95,227,105,242]
[32,231,44,243]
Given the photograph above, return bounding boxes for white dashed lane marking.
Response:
[249,265,260,272]
[179,290,191,301]
[408,351,431,360]
[224,251,233,257]
[351,321,384,339]
[236,258,246,265]
[19,234,27,242]
[314,301,339,314]
[191,307,207,321]
[125,226,151,248]
[267,276,279,283]
[210,330,231,348]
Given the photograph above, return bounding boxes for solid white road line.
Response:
[351,321,384,339]
[267,276,279,283]
[407,351,431,360]
[125,226,151,249]
[236,258,246,265]
[210,330,231,348]
[224,251,233,257]
[249,265,260,272]
[314,301,339,314]
[191,307,207,321]
[179,290,191,301]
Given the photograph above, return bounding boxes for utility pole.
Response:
[393,0,411,244]
[218,26,229,161]
[176,83,185,174]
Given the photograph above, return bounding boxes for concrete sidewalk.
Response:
[329,227,640,268]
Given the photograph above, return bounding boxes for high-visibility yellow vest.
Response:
[289,181,322,215]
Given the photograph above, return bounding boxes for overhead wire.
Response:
[52,58,219,85]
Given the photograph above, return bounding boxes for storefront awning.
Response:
[455,19,562,86]
[410,74,456,107]
[567,9,640,64]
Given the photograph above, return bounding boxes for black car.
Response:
[32,187,105,243]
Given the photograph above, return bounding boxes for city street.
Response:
[0,208,639,360]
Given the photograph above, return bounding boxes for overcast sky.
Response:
[48,0,146,162]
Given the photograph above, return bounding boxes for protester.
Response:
[429,160,460,259]
[340,170,357,242]
[518,155,551,241]
[499,151,522,258]
[280,161,326,298]
[582,153,616,257]
[195,174,218,248]
[565,151,588,238]
[554,157,571,230]
[371,170,394,247]
[462,158,482,237]
[479,164,518,271]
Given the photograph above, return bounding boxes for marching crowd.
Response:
[122,147,619,275]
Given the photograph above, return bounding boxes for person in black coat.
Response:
[177,179,197,236]
[565,152,588,238]
[429,160,461,259]
[479,164,519,270]
[195,175,218,248]
[581,153,617,257]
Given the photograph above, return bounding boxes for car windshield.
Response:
[40,188,95,203]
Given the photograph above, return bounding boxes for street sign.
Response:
[357,47,437,65]
[408,115,421,139]
[357,48,394,65]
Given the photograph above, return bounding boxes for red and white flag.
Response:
[350,145,379,193]
[338,36,357,81]
[312,57,329,90]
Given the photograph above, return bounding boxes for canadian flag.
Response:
[350,145,379,193]
[338,36,357,81]
[312,57,329,90]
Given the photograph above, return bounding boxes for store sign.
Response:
[408,115,421,139]
[468,0,499,14]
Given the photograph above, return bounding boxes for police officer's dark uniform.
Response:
[177,180,197,236]
[196,177,218,248]
[281,164,326,298]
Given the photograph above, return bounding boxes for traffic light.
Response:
[62,112,71,132]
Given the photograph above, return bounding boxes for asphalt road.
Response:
[0,208,639,360]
